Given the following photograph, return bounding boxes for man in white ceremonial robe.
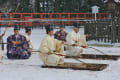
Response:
[25,27,34,51]
[39,25,64,66]
[0,33,5,63]
[66,24,88,56]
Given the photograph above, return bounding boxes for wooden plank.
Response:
[65,54,120,60]
[41,62,108,71]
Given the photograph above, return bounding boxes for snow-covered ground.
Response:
[0,27,120,80]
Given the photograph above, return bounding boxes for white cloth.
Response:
[25,34,34,50]
[39,35,64,66]
[65,31,87,56]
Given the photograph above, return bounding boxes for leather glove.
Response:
[72,44,78,46]
[47,51,53,55]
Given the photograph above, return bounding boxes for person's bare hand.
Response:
[57,34,61,36]
[16,41,21,44]
[12,41,16,44]
[61,41,64,44]
[85,34,89,37]
[28,49,32,52]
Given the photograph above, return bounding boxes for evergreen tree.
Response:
[0,0,120,13]
[18,0,32,13]
[35,0,40,12]
[88,0,107,12]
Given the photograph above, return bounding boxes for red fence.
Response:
[0,13,111,27]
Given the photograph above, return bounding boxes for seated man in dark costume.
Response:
[54,25,67,42]
[6,26,31,59]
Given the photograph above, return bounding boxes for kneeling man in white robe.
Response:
[66,24,88,56]
[39,25,64,66]
[25,27,34,51]
[0,33,5,63]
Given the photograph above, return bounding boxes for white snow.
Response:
[0,27,120,80]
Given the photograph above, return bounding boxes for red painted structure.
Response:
[0,13,112,27]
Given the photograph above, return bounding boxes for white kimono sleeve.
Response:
[25,35,34,49]
[54,39,64,53]
[39,38,49,54]
[79,35,88,47]
[66,33,75,45]
[0,47,3,57]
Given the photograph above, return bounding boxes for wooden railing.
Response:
[0,13,111,27]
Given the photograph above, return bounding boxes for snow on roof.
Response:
[91,5,100,8]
